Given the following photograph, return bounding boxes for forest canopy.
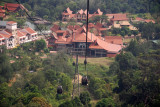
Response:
[1,0,160,21]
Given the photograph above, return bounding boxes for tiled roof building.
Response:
[48,24,123,57]
[0,21,38,49]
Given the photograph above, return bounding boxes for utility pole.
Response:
[72,54,80,98]
[76,54,80,96]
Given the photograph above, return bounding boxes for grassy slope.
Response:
[72,56,116,106]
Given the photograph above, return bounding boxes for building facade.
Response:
[48,24,123,57]
[0,21,38,49]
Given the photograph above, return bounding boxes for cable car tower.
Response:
[82,0,89,86]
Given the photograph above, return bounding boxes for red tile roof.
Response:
[0,34,4,39]
[55,36,72,44]
[51,33,58,39]
[24,27,37,34]
[104,36,123,45]
[7,21,17,24]
[135,17,144,21]
[78,9,84,14]
[0,7,5,13]
[89,40,103,49]
[72,33,93,43]
[66,7,73,14]
[17,31,26,37]
[110,14,128,21]
[144,19,155,23]
[88,23,95,28]
[90,37,122,53]
[0,30,12,38]
[50,24,60,32]
[94,8,103,15]
[4,3,26,12]
[0,13,5,17]
[56,30,65,33]
[67,25,81,31]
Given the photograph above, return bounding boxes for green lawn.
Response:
[73,57,114,66]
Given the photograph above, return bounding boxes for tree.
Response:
[0,46,13,83]
[80,91,91,105]
[96,97,116,107]
[35,39,46,52]
[27,97,51,107]
[0,83,12,107]
[59,100,73,107]
[30,71,46,89]
[115,52,138,71]
[72,96,83,107]
[141,22,155,40]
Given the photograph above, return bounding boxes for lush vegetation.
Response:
[0,0,160,107]
[1,0,159,22]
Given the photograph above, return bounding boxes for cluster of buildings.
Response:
[62,8,103,22]
[0,3,27,18]
[62,8,155,30]
[0,21,38,49]
[47,23,123,57]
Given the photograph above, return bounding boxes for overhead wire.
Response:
[85,0,89,76]
[15,0,47,37]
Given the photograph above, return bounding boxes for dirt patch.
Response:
[72,74,82,84]
[8,74,21,87]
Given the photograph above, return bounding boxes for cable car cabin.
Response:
[82,76,88,85]
[57,86,63,94]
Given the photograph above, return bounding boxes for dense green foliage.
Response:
[0,42,74,107]
[109,40,160,106]
[110,27,139,37]
[2,0,159,21]
[0,46,13,84]
[134,22,160,40]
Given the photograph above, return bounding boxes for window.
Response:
[23,38,25,40]
[2,40,5,42]
[9,44,12,46]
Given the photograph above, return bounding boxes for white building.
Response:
[0,21,38,49]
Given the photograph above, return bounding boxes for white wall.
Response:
[6,23,17,30]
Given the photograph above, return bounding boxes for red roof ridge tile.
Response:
[7,21,17,24]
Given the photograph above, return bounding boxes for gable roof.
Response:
[0,7,5,13]
[0,13,5,17]
[55,36,72,44]
[96,38,122,53]
[67,25,81,31]
[78,9,84,14]
[7,21,17,24]
[24,27,37,34]
[135,17,144,21]
[111,14,128,21]
[94,8,103,15]
[66,7,73,14]
[50,24,60,32]
[4,3,27,12]
[17,30,26,37]
[104,36,123,45]
[144,19,155,23]
[0,35,4,39]
[0,30,12,38]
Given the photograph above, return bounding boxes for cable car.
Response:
[82,76,88,85]
[57,85,63,94]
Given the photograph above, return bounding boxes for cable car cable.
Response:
[15,0,47,37]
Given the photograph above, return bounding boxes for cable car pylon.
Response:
[72,54,80,99]
[82,0,89,86]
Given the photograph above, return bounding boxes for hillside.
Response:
[1,0,160,22]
